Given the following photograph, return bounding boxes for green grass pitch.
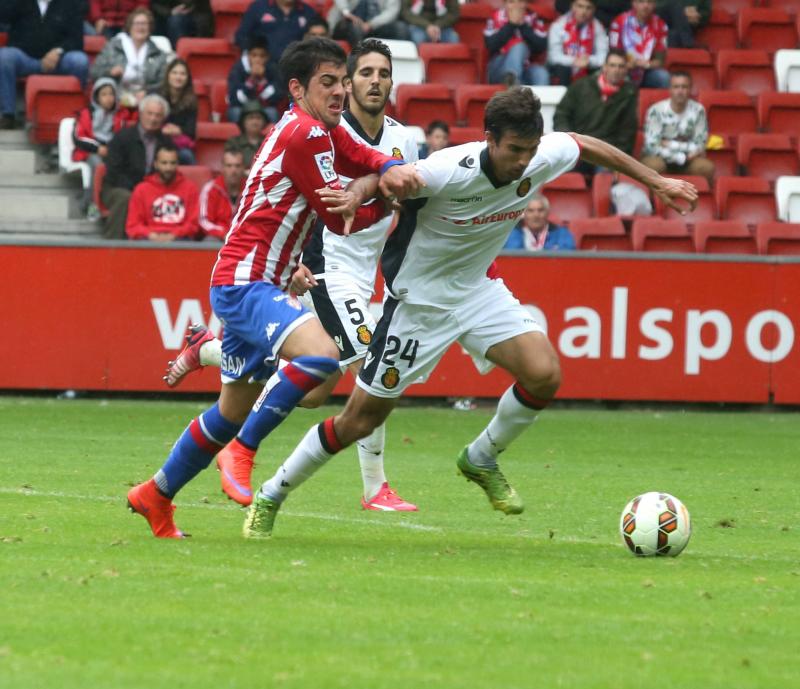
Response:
[1,397,799,689]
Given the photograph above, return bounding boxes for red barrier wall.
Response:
[2,245,798,403]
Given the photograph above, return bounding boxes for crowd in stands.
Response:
[0,0,799,251]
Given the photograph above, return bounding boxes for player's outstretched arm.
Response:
[378,163,426,201]
[572,133,699,215]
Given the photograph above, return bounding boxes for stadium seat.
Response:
[631,218,693,253]
[714,0,756,12]
[195,121,240,170]
[592,173,651,217]
[455,2,493,79]
[698,91,758,136]
[756,221,800,254]
[83,34,106,65]
[93,162,109,217]
[210,0,249,43]
[542,172,592,226]
[638,88,669,128]
[194,81,211,122]
[455,84,504,128]
[570,216,631,251]
[25,75,87,145]
[695,9,738,52]
[775,176,800,222]
[737,8,797,51]
[763,0,799,14]
[665,49,717,92]
[418,44,478,88]
[737,133,799,182]
[395,84,455,128]
[758,92,800,135]
[176,38,236,86]
[0,32,6,47]
[693,220,756,254]
[210,79,227,122]
[448,127,484,146]
[178,165,214,190]
[716,50,775,98]
[774,49,800,92]
[527,85,567,134]
[380,40,424,97]
[706,133,738,177]
[655,175,715,226]
[57,117,91,190]
[716,176,776,228]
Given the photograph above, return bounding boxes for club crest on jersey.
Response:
[356,325,372,345]
[381,366,400,389]
[391,147,403,159]
[307,126,326,139]
[314,151,337,183]
[516,178,532,197]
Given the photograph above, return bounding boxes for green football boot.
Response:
[456,447,524,515]
[242,493,281,539]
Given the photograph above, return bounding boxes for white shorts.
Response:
[357,279,544,398]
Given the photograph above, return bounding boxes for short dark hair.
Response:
[484,86,543,141]
[155,141,178,158]
[606,47,628,63]
[279,37,347,89]
[247,35,270,54]
[347,38,393,79]
[305,17,329,35]
[426,119,450,135]
[222,143,245,159]
[670,70,692,84]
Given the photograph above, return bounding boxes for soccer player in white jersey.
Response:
[241,86,698,538]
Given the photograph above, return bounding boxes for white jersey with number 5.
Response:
[382,131,580,308]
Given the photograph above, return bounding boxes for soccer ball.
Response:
[619,492,691,557]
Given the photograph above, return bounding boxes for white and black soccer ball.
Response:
[620,492,691,557]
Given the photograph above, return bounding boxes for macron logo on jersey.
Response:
[307,126,326,139]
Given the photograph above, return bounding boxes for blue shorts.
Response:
[210,282,315,384]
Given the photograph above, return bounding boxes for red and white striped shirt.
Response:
[211,106,390,289]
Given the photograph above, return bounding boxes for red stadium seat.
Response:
[592,173,651,217]
[25,75,87,145]
[0,32,7,47]
[656,175,715,227]
[570,216,631,251]
[194,81,211,121]
[83,34,106,65]
[737,8,797,51]
[693,220,756,254]
[631,218,694,253]
[176,38,236,86]
[395,84,455,128]
[665,49,717,92]
[716,50,775,98]
[638,88,669,128]
[448,127,484,146]
[758,92,800,135]
[542,172,592,226]
[763,0,799,14]
[756,222,800,254]
[195,121,240,170]
[737,133,799,182]
[210,79,228,122]
[714,0,756,13]
[210,0,249,43]
[698,91,757,136]
[695,9,738,52]
[716,176,776,228]
[706,133,738,177]
[455,2,493,80]
[455,84,504,128]
[178,165,214,190]
[418,43,478,88]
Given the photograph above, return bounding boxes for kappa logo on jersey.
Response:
[356,325,372,345]
[458,155,476,169]
[152,193,186,223]
[391,147,403,159]
[307,126,326,139]
[516,178,532,197]
[265,322,280,339]
[314,151,337,183]
[381,366,400,389]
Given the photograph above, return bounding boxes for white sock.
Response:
[357,422,386,500]
[260,424,334,502]
[468,385,542,468]
[199,338,222,367]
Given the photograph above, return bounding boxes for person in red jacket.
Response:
[125,141,200,240]
[198,145,245,241]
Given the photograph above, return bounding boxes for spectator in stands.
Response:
[0,0,89,129]
[553,48,637,175]
[101,93,170,239]
[655,0,709,49]
[73,77,134,219]
[400,0,460,46]
[419,119,448,159]
[484,0,549,87]
[304,18,330,39]
[150,0,214,48]
[226,35,284,124]
[86,0,140,38]
[126,140,201,240]
[199,145,246,241]
[548,0,608,86]
[225,99,268,169]
[156,57,198,164]
[90,7,169,109]
[609,0,669,88]
[504,194,576,251]
[328,0,409,46]
[235,0,321,63]
[557,0,628,29]
[640,70,714,183]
